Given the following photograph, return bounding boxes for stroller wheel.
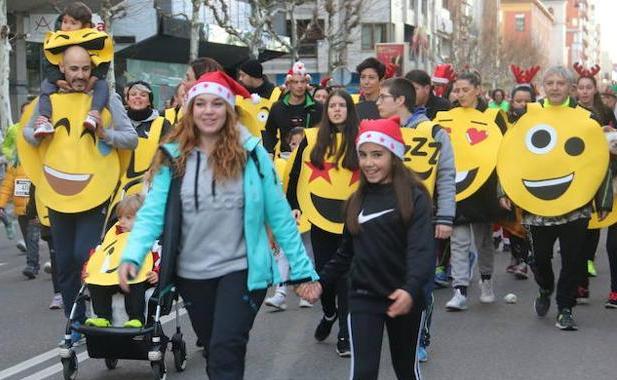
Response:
[61,350,78,380]
[172,340,187,372]
[104,358,118,370]
[151,359,167,380]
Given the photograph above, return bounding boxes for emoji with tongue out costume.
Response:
[434,107,504,201]
[17,93,122,213]
[497,103,608,217]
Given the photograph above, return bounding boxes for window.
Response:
[361,24,387,50]
[515,14,525,32]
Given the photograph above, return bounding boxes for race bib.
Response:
[14,179,31,197]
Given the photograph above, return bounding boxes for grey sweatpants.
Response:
[450,223,495,287]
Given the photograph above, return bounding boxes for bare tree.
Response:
[189,0,203,61]
[100,0,128,91]
[0,0,12,130]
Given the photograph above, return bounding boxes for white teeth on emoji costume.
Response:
[455,170,469,184]
[523,173,574,189]
[44,166,91,182]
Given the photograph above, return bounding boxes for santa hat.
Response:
[356,116,405,159]
[432,64,456,85]
[186,71,259,106]
[286,61,312,82]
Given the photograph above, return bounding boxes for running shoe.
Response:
[43,261,53,274]
[314,312,338,341]
[49,293,63,310]
[264,292,287,311]
[417,345,428,362]
[336,337,351,357]
[16,240,26,252]
[534,289,551,317]
[605,292,617,309]
[445,289,468,311]
[479,279,495,303]
[22,266,38,279]
[587,260,597,277]
[123,319,143,328]
[83,114,98,131]
[434,266,449,288]
[299,298,314,308]
[555,308,578,331]
[34,119,55,138]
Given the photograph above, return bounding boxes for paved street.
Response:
[1,231,616,380]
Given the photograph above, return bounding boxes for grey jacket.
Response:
[403,110,456,226]
[24,92,138,150]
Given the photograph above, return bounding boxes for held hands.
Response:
[118,262,138,293]
[434,224,452,239]
[295,281,322,304]
[387,289,413,318]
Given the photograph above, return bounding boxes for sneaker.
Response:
[264,292,287,311]
[71,322,84,346]
[336,337,351,357]
[605,292,617,309]
[22,266,38,279]
[587,260,597,277]
[576,286,590,305]
[49,293,63,310]
[83,114,97,131]
[85,318,111,328]
[513,263,529,280]
[479,279,495,303]
[299,298,314,308]
[34,120,55,137]
[43,261,53,274]
[417,345,428,362]
[16,240,26,252]
[314,313,338,341]
[434,266,449,288]
[123,319,143,328]
[555,308,578,331]
[534,289,551,317]
[445,289,468,311]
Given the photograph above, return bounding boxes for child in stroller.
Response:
[59,194,186,380]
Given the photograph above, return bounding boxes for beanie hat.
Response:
[186,70,259,106]
[356,116,405,159]
[126,80,154,105]
[239,59,263,79]
[286,61,311,82]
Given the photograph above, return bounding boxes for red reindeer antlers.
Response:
[510,65,541,85]
[573,62,601,78]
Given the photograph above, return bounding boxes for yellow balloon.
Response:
[497,105,608,217]
[17,93,122,213]
[84,225,153,286]
[43,28,113,67]
[295,128,359,234]
[434,108,503,201]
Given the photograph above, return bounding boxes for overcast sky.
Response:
[596,0,616,62]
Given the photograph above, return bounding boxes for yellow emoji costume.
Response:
[285,128,359,234]
[43,28,113,68]
[84,225,153,286]
[435,108,504,201]
[17,94,121,213]
[497,104,609,217]
[401,122,441,196]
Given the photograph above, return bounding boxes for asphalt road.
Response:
[1,230,616,380]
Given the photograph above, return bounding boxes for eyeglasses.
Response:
[376,94,394,102]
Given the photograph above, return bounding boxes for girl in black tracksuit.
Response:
[318,118,434,380]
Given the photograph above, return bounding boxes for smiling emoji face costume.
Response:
[435,107,504,201]
[44,28,113,68]
[17,93,121,213]
[497,104,608,217]
[292,128,359,234]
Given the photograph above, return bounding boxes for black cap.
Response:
[239,59,263,79]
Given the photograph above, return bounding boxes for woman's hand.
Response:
[146,271,159,285]
[118,262,138,292]
[295,281,322,304]
[387,289,413,318]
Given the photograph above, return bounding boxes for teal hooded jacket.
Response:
[121,128,318,290]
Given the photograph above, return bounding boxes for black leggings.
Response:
[311,225,348,338]
[601,224,617,292]
[528,219,588,310]
[348,296,424,380]
[177,270,266,380]
[88,282,148,322]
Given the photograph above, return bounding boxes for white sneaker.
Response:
[299,298,314,308]
[446,289,468,311]
[264,292,287,311]
[83,114,97,131]
[34,120,55,138]
[16,240,26,252]
[479,279,495,303]
[49,293,63,310]
[43,261,52,274]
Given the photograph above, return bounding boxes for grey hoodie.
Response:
[403,112,456,225]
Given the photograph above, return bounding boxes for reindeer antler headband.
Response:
[510,65,540,86]
[573,62,601,78]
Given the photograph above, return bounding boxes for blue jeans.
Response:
[49,203,107,321]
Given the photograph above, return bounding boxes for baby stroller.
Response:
[58,230,187,380]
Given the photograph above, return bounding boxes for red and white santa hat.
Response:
[356,116,405,159]
[286,61,311,82]
[186,71,259,106]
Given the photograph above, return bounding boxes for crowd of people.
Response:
[4,2,617,379]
